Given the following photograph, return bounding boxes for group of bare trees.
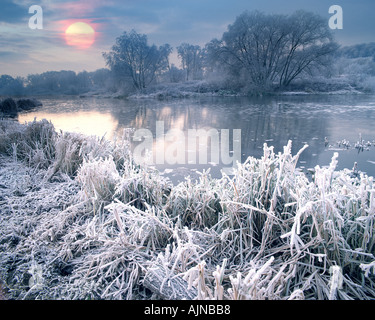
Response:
[0,69,114,95]
[176,43,204,81]
[0,75,24,95]
[103,10,338,92]
[102,31,206,90]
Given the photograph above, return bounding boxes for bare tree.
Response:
[103,30,172,90]
[209,11,338,90]
[278,11,338,87]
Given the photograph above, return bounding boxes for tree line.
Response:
[2,10,375,96]
[102,10,338,93]
[0,69,113,96]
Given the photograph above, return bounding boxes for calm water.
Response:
[17,94,375,182]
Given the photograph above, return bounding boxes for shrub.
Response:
[0,98,18,115]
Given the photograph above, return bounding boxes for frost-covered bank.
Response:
[0,119,374,300]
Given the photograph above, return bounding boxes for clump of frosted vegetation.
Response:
[0,119,374,300]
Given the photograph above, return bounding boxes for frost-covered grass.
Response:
[0,119,374,300]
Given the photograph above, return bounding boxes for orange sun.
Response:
[65,22,95,49]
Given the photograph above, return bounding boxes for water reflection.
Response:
[19,110,119,139]
[17,95,375,182]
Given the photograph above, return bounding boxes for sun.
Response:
[65,22,95,49]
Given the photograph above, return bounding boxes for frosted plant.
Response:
[329,265,343,300]
[183,261,211,299]
[1,119,375,300]
[77,156,120,213]
[227,257,275,300]
[212,259,227,300]
[288,289,305,300]
[360,261,375,277]
[105,201,173,251]
[28,260,44,291]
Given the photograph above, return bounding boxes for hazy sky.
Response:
[1,0,374,77]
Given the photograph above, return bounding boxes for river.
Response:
[17,94,375,182]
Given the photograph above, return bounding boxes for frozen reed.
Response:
[0,119,374,300]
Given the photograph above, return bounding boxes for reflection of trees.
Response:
[109,98,221,134]
[17,95,375,178]
[20,96,329,170]
[108,96,329,169]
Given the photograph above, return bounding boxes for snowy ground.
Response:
[0,154,80,299]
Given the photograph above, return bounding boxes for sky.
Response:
[1,0,375,77]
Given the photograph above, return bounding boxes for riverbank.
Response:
[0,119,374,300]
[90,78,366,100]
[1,76,367,102]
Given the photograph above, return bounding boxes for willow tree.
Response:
[209,10,338,90]
[103,30,172,90]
